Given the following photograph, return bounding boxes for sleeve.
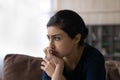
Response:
[42,71,51,80]
[85,54,106,80]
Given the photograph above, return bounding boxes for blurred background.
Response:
[0,0,120,79]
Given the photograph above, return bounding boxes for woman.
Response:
[41,10,106,80]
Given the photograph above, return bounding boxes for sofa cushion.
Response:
[2,54,43,80]
[3,54,120,80]
[105,60,120,80]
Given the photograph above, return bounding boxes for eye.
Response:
[47,36,50,41]
[54,36,61,41]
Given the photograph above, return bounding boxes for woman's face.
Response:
[47,26,78,58]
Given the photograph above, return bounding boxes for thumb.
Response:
[46,49,53,59]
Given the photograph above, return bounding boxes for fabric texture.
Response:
[2,54,43,80]
[2,53,120,80]
[105,60,120,80]
[42,44,106,80]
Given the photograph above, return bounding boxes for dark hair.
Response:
[47,9,88,46]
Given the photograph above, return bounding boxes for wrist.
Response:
[51,65,64,80]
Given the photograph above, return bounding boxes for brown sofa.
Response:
[2,54,120,80]
[2,54,43,80]
[105,60,120,80]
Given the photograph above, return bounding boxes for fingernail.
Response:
[49,50,53,54]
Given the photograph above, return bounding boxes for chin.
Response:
[56,54,63,58]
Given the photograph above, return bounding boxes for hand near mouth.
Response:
[41,47,65,80]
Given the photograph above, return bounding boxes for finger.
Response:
[40,66,45,71]
[45,49,52,58]
[44,47,53,58]
[44,47,56,60]
[40,60,50,71]
[43,47,49,55]
[44,58,51,64]
[41,61,46,66]
[41,60,52,71]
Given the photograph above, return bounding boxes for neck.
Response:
[63,45,85,71]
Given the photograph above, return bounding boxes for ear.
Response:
[73,34,81,45]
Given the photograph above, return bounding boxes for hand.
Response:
[41,47,64,78]
[41,57,55,77]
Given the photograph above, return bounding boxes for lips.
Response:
[49,49,57,56]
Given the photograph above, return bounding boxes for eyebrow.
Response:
[47,34,62,38]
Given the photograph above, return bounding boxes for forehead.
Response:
[47,26,65,35]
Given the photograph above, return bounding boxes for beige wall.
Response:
[53,0,120,25]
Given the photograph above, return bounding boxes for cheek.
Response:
[55,41,74,57]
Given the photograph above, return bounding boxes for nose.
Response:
[49,40,55,49]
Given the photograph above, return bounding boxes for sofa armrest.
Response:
[105,60,120,80]
[2,54,43,80]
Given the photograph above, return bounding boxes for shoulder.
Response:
[84,44,104,60]
[82,44,105,66]
[81,44,106,80]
